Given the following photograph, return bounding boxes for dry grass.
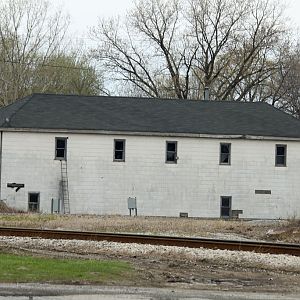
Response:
[0,213,298,242]
[0,213,246,234]
[265,218,300,243]
[0,201,23,213]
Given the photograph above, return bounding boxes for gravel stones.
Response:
[0,236,299,272]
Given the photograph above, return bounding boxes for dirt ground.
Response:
[101,251,300,294]
[0,213,299,243]
[1,243,299,295]
[0,213,299,294]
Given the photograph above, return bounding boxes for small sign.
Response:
[7,183,25,192]
[128,197,137,209]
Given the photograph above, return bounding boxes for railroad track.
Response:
[0,227,299,256]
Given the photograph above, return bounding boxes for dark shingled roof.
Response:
[0,93,300,138]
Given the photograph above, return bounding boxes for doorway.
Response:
[220,196,232,218]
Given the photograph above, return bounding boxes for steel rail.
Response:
[0,227,299,256]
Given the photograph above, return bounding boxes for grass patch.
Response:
[0,253,133,284]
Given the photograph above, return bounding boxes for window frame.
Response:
[165,141,178,164]
[219,143,231,165]
[55,137,68,160]
[113,139,126,162]
[220,196,232,218]
[28,192,40,213]
[275,144,287,167]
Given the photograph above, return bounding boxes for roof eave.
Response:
[0,127,300,141]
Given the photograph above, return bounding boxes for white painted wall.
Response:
[1,131,299,219]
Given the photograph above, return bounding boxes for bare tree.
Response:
[91,0,197,99]
[273,47,300,118]
[91,0,290,102]
[0,0,69,106]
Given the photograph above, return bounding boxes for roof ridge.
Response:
[27,93,268,105]
[31,93,187,101]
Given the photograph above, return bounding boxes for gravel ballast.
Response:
[0,236,299,272]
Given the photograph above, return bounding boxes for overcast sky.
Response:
[53,0,134,38]
[52,0,300,39]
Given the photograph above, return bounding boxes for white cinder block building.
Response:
[0,93,300,219]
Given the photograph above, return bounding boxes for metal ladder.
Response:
[60,160,70,214]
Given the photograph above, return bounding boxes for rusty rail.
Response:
[0,227,299,256]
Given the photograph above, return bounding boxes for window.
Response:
[220,196,232,218]
[275,144,286,166]
[28,193,40,212]
[220,143,231,165]
[55,137,67,160]
[114,139,125,161]
[166,141,177,163]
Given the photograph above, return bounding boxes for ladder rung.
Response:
[60,160,70,214]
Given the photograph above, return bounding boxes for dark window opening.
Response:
[275,144,286,166]
[220,196,232,218]
[114,139,125,161]
[220,143,231,165]
[166,141,177,163]
[28,193,40,212]
[55,137,67,160]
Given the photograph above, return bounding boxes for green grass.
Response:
[0,253,133,283]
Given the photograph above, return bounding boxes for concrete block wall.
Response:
[1,131,299,219]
